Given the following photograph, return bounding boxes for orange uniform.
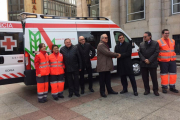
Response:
[49,52,65,99]
[35,51,50,102]
[157,38,177,88]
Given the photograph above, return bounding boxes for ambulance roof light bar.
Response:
[19,12,39,20]
[40,15,109,21]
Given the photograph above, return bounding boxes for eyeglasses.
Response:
[143,36,148,38]
[164,33,169,34]
[79,39,85,41]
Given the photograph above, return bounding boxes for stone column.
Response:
[110,0,120,26]
[149,0,162,40]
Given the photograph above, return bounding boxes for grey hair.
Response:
[64,38,71,43]
[100,34,107,40]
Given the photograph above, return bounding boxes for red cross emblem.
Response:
[1,36,17,51]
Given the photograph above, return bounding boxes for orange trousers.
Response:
[159,61,177,88]
[50,74,65,98]
[36,75,49,101]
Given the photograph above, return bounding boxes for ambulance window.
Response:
[0,32,24,55]
[113,31,130,44]
[77,31,111,49]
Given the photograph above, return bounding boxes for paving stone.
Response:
[71,103,98,115]
[151,107,180,120]
[104,115,125,120]
[141,115,168,120]
[20,110,48,120]
[71,115,90,120]
[116,107,148,120]
[39,116,55,120]
[0,109,17,120]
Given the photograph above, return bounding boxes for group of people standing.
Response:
[34,28,178,103]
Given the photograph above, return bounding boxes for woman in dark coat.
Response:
[114,34,138,96]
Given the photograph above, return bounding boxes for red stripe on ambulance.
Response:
[17,73,25,77]
[10,73,19,78]
[25,23,120,28]
[2,74,11,79]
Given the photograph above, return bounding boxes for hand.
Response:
[117,54,121,58]
[79,69,81,71]
[145,59,150,64]
[37,74,41,77]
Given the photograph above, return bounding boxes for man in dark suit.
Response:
[114,34,138,96]
[139,31,160,96]
[77,36,96,94]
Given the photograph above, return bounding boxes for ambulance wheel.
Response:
[132,60,141,76]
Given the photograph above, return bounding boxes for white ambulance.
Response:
[0,12,140,85]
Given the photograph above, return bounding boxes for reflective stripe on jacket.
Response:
[36,52,50,76]
[49,52,65,75]
[157,38,176,62]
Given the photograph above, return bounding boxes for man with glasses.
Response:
[139,32,160,96]
[157,29,178,93]
[77,36,96,94]
[97,34,120,97]
[115,34,138,96]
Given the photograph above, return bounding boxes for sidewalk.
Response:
[0,66,180,120]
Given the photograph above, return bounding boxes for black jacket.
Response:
[60,45,82,72]
[115,41,134,76]
[76,43,96,68]
[138,40,159,68]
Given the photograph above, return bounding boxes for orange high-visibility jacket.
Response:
[157,38,176,62]
[49,53,65,75]
[36,52,50,76]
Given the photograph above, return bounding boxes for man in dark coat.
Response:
[97,34,120,98]
[60,38,82,98]
[114,34,138,96]
[138,31,159,96]
[77,36,96,94]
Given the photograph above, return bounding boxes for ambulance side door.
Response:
[0,30,24,84]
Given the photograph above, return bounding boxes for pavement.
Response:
[1,66,180,120]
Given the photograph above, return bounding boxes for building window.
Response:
[172,0,180,14]
[90,0,99,17]
[173,34,180,55]
[8,0,24,21]
[127,0,145,22]
[43,0,76,17]
[77,31,111,49]
[131,37,143,47]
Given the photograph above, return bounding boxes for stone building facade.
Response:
[77,0,180,54]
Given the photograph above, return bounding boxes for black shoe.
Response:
[108,91,118,94]
[134,92,138,96]
[81,90,84,94]
[170,88,179,93]
[58,95,64,98]
[144,91,150,95]
[154,91,160,96]
[54,97,59,101]
[75,93,80,97]
[68,94,73,98]
[38,100,45,103]
[44,98,48,102]
[120,90,128,94]
[89,88,94,92]
[162,88,167,93]
[101,93,107,98]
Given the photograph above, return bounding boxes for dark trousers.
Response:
[141,67,159,92]
[79,67,93,90]
[120,75,137,92]
[99,71,113,94]
[66,71,79,94]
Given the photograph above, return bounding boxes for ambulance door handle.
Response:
[0,56,4,64]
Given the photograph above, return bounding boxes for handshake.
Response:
[117,53,121,58]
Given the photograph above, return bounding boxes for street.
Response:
[0,66,180,120]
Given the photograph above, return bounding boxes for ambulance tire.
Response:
[132,60,141,76]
